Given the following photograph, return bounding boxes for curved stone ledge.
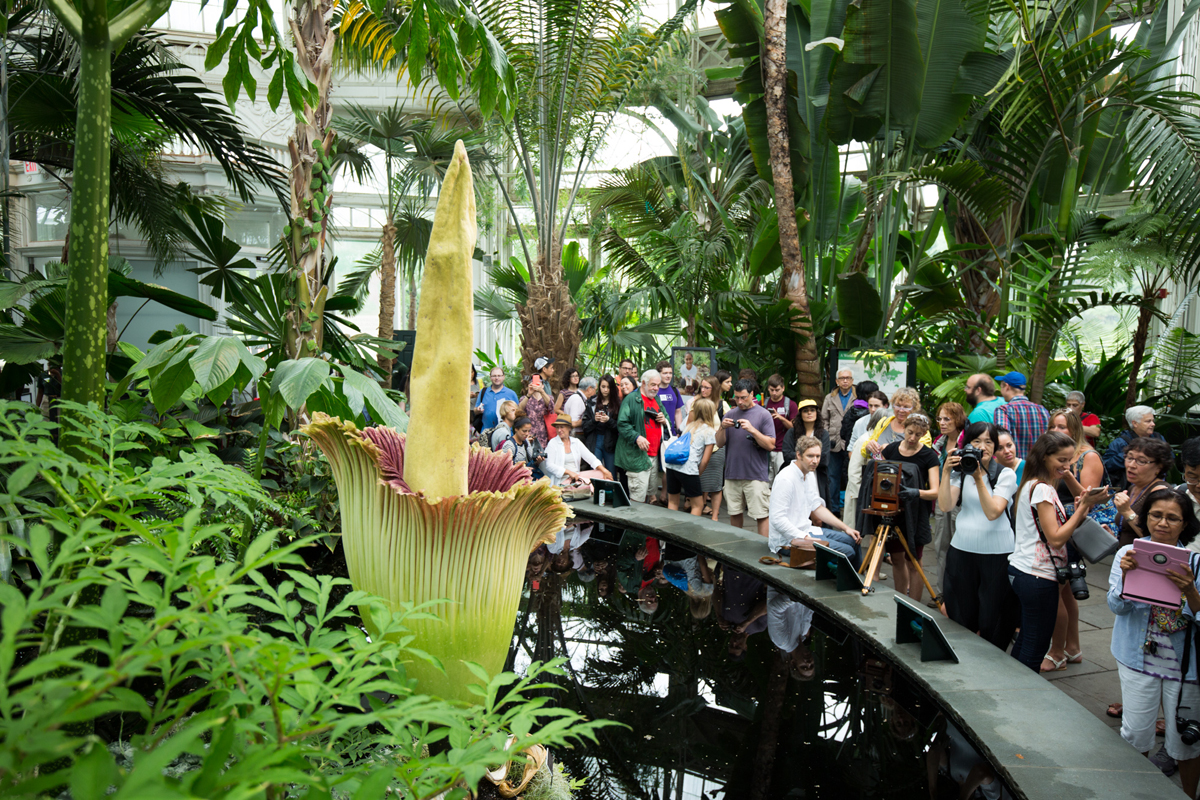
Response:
[568,499,1177,800]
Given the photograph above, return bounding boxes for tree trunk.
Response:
[60,39,112,410]
[377,217,397,386]
[763,0,821,400]
[1124,300,1154,410]
[284,0,335,360]
[516,243,581,374]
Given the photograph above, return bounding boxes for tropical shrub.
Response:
[0,402,605,797]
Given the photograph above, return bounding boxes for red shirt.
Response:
[642,394,662,457]
[1081,411,1100,446]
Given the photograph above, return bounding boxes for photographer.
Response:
[1108,488,1200,790]
[1008,431,1105,672]
[768,436,862,567]
[501,417,547,479]
[938,422,1018,650]
[875,413,940,602]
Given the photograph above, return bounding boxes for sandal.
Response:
[1106,703,1123,718]
[1066,651,1083,664]
[1040,655,1068,673]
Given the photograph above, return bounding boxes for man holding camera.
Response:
[717,380,776,538]
[616,369,669,503]
[769,436,862,567]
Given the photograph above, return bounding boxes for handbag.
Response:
[1071,516,1121,564]
[664,431,692,465]
[759,538,817,569]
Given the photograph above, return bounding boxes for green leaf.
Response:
[7,462,38,496]
[272,358,332,410]
[149,353,196,414]
[339,366,409,431]
[836,271,884,341]
[107,272,218,322]
[189,336,245,393]
[70,743,118,800]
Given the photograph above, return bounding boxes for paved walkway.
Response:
[693,500,1186,792]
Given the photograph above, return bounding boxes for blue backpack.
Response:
[664,431,692,466]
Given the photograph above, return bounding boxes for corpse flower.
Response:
[303,415,569,703]
[303,142,571,703]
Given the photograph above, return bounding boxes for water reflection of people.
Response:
[926,715,1002,799]
[547,522,593,575]
[766,587,815,680]
[659,555,715,618]
[715,565,768,658]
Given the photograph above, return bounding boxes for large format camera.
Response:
[953,445,983,475]
[1055,560,1089,600]
[869,462,902,514]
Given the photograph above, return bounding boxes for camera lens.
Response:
[1179,717,1200,746]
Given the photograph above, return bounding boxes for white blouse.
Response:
[543,435,602,486]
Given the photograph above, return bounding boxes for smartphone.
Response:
[530,375,543,389]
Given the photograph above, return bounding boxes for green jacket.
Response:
[615,390,654,473]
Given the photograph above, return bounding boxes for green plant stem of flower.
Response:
[45,0,171,419]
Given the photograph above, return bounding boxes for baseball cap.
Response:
[534,356,555,371]
[994,371,1027,388]
[797,399,818,410]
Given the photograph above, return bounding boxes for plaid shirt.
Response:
[993,395,1050,460]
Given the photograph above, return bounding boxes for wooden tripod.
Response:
[857,511,941,605]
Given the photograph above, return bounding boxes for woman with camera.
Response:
[1039,409,1109,672]
[1008,431,1106,672]
[938,421,1019,650]
[1108,487,1200,793]
[582,375,621,472]
[877,413,941,602]
[931,403,968,593]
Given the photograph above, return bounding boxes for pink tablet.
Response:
[1122,540,1193,609]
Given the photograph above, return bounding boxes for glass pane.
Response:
[32,192,70,242]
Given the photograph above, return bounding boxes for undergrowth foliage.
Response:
[0,402,606,798]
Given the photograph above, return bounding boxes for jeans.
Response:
[809,528,862,570]
[1008,565,1061,671]
[827,450,848,512]
[594,444,615,474]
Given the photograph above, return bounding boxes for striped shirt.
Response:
[994,396,1050,460]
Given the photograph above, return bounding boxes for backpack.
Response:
[478,423,507,451]
[664,431,692,466]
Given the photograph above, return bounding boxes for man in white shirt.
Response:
[564,377,596,434]
[769,435,862,567]
[766,587,815,680]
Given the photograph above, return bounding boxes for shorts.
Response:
[1118,665,1200,761]
[666,469,703,498]
[627,468,660,503]
[724,479,770,520]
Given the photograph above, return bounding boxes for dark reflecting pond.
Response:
[509,523,1015,800]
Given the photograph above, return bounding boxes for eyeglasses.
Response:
[893,405,914,412]
[1147,512,1184,525]
[1125,456,1155,467]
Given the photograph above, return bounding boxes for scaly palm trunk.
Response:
[516,241,581,373]
[763,0,821,400]
[377,217,397,386]
[284,0,335,360]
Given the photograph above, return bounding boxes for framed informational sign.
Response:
[830,347,919,397]
[670,347,717,390]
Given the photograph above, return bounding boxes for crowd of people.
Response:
[479,355,1200,792]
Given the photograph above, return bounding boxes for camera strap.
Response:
[1029,480,1067,572]
[1175,617,1195,723]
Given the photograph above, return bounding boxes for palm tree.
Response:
[964,0,1200,401]
[338,0,699,372]
[591,111,769,347]
[6,18,286,266]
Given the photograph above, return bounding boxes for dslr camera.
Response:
[1178,707,1200,746]
[954,445,983,475]
[1055,560,1089,600]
